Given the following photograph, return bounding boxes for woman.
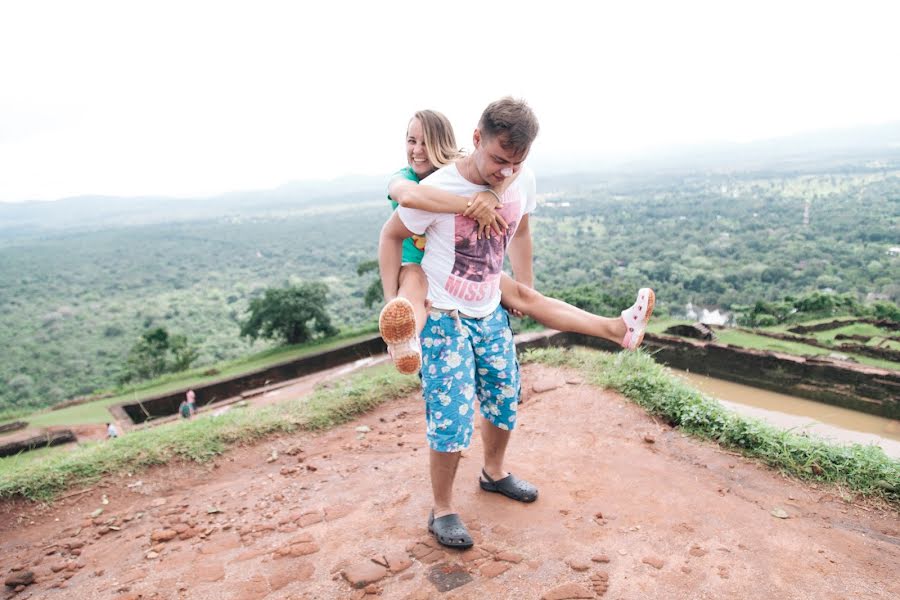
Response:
[379,109,654,374]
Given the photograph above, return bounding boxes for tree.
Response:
[872,301,900,322]
[121,327,200,383]
[240,282,338,345]
[356,260,384,309]
[169,334,200,372]
[124,327,171,381]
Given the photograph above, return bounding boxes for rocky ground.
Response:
[1,363,898,600]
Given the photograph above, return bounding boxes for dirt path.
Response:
[1,364,898,600]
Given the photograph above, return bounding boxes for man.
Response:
[180,389,196,419]
[379,97,540,549]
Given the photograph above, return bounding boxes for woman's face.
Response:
[407,118,435,179]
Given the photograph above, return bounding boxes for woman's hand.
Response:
[463,191,508,239]
[499,297,525,318]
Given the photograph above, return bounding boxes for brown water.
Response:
[674,370,900,458]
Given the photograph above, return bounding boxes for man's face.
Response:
[472,130,529,186]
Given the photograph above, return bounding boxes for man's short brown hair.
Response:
[478,97,539,155]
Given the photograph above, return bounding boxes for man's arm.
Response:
[506,213,534,288]
[379,212,417,301]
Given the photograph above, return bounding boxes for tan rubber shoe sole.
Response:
[392,350,422,375]
[379,297,417,345]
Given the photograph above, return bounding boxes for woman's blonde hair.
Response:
[412,110,464,168]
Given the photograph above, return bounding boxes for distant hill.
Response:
[622,121,900,173]
[535,121,900,186]
[0,177,387,241]
[3,121,899,239]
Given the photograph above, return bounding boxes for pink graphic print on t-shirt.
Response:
[443,192,521,303]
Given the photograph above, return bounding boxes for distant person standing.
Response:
[180,389,197,419]
[106,422,119,439]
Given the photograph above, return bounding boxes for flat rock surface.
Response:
[1,363,898,599]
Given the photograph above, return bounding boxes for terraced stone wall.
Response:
[572,333,900,419]
[116,337,387,424]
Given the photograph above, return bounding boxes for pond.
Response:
[675,369,900,459]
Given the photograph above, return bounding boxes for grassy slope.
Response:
[2,346,897,510]
[0,328,378,428]
[0,364,418,501]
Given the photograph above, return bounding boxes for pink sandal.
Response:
[621,288,655,350]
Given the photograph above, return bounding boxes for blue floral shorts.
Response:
[420,305,520,452]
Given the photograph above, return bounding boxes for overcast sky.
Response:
[1,0,898,203]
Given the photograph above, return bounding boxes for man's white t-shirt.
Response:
[397,164,536,318]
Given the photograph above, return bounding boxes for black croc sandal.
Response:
[428,511,474,549]
[479,469,539,503]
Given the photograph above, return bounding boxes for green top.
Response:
[388,166,426,265]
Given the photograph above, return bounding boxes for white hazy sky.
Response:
[1,0,898,203]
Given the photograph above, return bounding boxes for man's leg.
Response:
[420,310,478,536]
[472,306,537,502]
[480,416,511,482]
[430,449,461,518]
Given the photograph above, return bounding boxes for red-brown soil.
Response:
[1,364,898,600]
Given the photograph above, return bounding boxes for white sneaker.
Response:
[388,336,422,375]
[379,297,421,374]
[621,288,655,350]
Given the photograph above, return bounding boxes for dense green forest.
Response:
[532,168,899,306]
[1,159,898,413]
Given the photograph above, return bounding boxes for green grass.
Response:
[645,318,898,370]
[768,315,860,332]
[0,363,418,501]
[522,346,900,508]
[0,445,69,470]
[803,323,896,349]
[712,329,898,370]
[646,317,688,335]
[0,326,379,428]
[715,329,835,355]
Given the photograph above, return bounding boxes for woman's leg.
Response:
[397,264,429,335]
[499,274,652,348]
[379,264,429,374]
